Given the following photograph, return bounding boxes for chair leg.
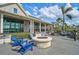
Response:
[31,46,33,51]
[20,51,26,55]
[18,49,26,55]
[18,47,24,52]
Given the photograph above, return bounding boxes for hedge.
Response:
[11,32,30,39]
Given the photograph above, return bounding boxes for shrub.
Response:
[77,31,79,39]
[54,26,61,33]
[11,32,30,39]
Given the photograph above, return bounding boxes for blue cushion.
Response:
[11,36,17,41]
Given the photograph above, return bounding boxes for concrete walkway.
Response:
[0,36,79,55]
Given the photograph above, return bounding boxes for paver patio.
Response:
[0,36,79,55]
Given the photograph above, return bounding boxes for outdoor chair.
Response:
[11,36,33,55]
[11,36,17,41]
[18,41,33,55]
[11,36,27,47]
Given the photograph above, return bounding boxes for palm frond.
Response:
[66,14,72,19]
[56,18,63,23]
[64,7,73,13]
[52,22,56,24]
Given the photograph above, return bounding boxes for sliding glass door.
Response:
[3,17,24,33]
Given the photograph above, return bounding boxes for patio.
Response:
[0,36,79,55]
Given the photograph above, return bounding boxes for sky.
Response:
[21,3,79,25]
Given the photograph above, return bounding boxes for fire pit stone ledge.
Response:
[32,35,52,48]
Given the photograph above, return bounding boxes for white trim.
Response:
[17,3,27,16]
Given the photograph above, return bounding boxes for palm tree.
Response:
[60,6,73,31]
[56,18,63,26]
[52,22,56,28]
[52,18,63,33]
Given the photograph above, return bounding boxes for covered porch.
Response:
[30,20,53,34]
[0,10,31,34]
[0,10,53,34]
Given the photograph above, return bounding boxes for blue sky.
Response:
[21,3,79,25]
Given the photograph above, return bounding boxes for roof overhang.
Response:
[0,10,33,21]
[0,3,52,25]
[0,10,42,22]
[0,9,52,25]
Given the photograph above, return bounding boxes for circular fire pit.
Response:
[32,36,52,48]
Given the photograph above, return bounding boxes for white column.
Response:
[39,22,41,33]
[0,14,3,33]
[30,20,34,34]
[24,21,30,32]
[44,24,46,33]
[24,21,26,32]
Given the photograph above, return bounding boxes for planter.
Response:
[4,35,11,43]
[0,39,4,44]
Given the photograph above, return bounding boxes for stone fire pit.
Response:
[32,34,52,48]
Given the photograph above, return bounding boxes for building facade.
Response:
[0,3,53,34]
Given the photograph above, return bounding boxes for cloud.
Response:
[32,5,62,21]
[65,3,79,17]
[39,6,56,19]
[67,8,79,18]
[31,4,71,23]
[66,21,72,25]
[29,3,79,25]
[34,7,38,10]
[33,7,39,12]
[65,3,72,8]
[63,3,79,25]
[66,17,79,25]
[25,10,32,15]
[48,5,63,18]
[74,7,78,10]
[68,8,79,17]
[33,8,37,12]
[33,12,38,15]
[31,6,57,23]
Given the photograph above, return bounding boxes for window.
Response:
[11,22,15,28]
[13,8,18,13]
[3,17,24,33]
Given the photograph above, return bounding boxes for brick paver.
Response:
[0,36,79,55]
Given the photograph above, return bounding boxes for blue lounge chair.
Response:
[11,36,26,47]
[18,41,33,55]
[11,36,17,41]
[11,36,33,55]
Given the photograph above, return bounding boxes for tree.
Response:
[56,18,63,26]
[52,18,62,33]
[60,6,73,31]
